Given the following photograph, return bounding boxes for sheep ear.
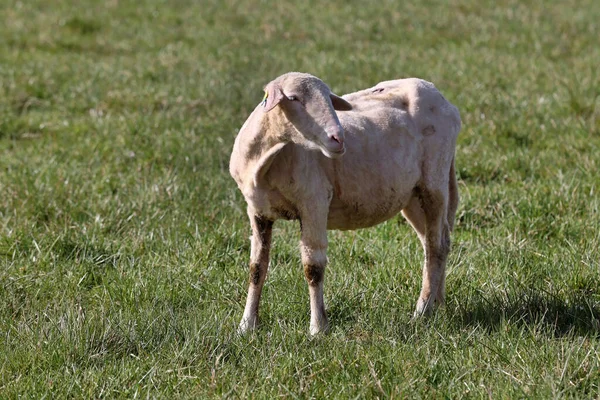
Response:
[253,142,287,186]
[263,82,285,112]
[330,93,352,111]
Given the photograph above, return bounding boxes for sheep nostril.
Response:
[329,134,341,144]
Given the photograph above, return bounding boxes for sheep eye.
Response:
[287,95,298,101]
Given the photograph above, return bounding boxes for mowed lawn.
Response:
[1,0,599,397]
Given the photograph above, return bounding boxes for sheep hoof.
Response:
[414,297,437,317]
[309,322,329,336]
[238,318,257,335]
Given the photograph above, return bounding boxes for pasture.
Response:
[1,0,599,397]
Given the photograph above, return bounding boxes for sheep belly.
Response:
[325,156,419,230]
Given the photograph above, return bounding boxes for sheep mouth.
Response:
[320,145,346,159]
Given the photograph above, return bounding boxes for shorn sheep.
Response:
[230,72,461,335]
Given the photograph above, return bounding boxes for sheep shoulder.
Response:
[229,105,287,196]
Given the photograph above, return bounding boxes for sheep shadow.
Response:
[449,287,600,337]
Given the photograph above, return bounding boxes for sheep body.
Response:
[230,73,460,335]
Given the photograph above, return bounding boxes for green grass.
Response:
[1,0,600,397]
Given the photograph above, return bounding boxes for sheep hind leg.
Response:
[239,214,273,334]
[407,188,450,316]
[447,157,459,232]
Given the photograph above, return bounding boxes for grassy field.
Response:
[1,0,599,397]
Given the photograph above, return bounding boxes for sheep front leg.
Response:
[239,214,273,334]
[300,217,329,335]
[414,189,451,316]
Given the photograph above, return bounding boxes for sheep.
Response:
[230,72,461,335]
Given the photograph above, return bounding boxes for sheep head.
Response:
[263,72,352,159]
